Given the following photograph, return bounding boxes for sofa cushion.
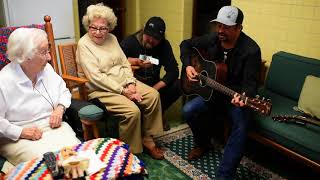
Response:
[298,75,320,119]
[265,51,320,101]
[253,88,320,162]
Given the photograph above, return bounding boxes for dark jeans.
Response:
[182,96,250,179]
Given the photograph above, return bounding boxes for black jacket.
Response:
[120,31,179,86]
[180,32,261,98]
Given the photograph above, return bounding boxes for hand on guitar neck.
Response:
[231,93,246,107]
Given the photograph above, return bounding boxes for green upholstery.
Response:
[69,99,104,121]
[265,51,320,101]
[78,104,104,121]
[0,156,5,173]
[254,51,320,163]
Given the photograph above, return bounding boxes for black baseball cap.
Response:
[144,16,166,40]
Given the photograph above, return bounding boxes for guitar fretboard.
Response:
[199,74,247,101]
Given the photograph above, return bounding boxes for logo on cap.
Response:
[227,11,235,19]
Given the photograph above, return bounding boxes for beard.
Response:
[218,33,228,41]
[142,40,153,49]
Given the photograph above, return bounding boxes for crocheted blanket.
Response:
[4,138,145,179]
[0,24,44,70]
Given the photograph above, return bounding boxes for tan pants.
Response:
[0,122,80,165]
[89,81,163,153]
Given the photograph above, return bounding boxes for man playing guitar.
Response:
[180,6,262,180]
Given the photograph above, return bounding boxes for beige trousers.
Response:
[89,80,163,153]
[0,122,80,165]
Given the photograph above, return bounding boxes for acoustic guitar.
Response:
[272,115,320,127]
[181,47,272,116]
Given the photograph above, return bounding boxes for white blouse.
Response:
[0,62,71,141]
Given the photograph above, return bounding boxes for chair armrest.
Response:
[62,74,89,100]
[62,74,88,84]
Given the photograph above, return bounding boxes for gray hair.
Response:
[82,3,117,32]
[7,28,47,64]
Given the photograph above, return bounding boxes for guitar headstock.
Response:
[272,115,307,125]
[246,96,272,116]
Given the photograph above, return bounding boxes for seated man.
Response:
[0,28,80,166]
[76,4,164,159]
[180,6,261,180]
[120,17,182,131]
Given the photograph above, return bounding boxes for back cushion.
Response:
[0,24,44,70]
[265,51,320,101]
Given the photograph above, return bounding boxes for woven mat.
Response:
[156,126,285,180]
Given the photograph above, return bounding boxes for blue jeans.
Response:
[182,96,250,179]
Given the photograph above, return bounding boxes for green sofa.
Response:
[250,51,320,172]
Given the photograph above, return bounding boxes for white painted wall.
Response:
[2,0,75,40]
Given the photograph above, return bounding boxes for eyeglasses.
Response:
[89,26,109,33]
[36,49,50,57]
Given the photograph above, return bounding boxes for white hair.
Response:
[82,3,117,31]
[7,28,48,64]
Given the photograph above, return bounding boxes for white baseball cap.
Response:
[210,6,243,26]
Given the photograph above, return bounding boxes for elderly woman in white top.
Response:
[0,28,80,165]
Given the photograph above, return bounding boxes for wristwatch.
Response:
[126,82,136,87]
[57,104,66,113]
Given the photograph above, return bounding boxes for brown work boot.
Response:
[144,146,165,160]
[187,147,207,160]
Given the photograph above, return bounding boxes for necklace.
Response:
[223,51,228,62]
[33,80,54,110]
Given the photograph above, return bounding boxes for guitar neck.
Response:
[295,116,320,127]
[199,74,242,99]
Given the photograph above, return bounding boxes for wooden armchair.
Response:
[58,43,105,141]
[58,43,141,140]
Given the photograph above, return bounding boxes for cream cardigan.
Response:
[76,33,136,94]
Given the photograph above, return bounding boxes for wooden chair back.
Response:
[58,43,89,100]
[58,43,79,88]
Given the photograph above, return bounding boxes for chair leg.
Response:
[81,119,100,141]
[92,123,100,139]
[82,123,90,141]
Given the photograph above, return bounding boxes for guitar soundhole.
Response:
[199,70,208,87]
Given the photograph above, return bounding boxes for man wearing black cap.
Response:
[180,6,261,180]
[121,16,181,131]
